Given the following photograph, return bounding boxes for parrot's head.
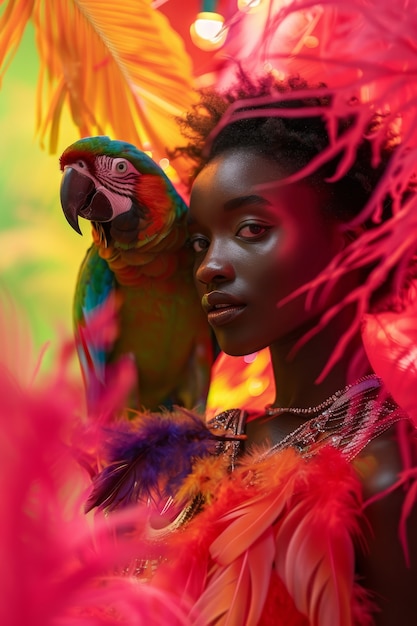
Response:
[59,136,187,248]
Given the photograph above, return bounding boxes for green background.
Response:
[0,23,90,363]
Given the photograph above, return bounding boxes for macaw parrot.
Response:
[59,136,214,413]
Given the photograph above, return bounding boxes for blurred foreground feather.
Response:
[0,293,191,625]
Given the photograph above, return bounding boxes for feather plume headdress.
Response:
[212,0,417,309]
[192,0,417,416]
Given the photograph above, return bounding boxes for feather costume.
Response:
[176,447,372,626]
[1,293,413,626]
[86,413,380,626]
[86,385,412,626]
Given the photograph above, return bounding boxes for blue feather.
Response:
[74,245,117,405]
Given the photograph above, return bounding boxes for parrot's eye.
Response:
[113,159,129,174]
[77,160,87,169]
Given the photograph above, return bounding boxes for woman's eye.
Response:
[188,235,209,253]
[237,223,268,239]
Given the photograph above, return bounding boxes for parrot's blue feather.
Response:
[74,245,118,398]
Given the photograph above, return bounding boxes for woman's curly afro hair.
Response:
[172,72,397,224]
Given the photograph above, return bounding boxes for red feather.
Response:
[155,446,372,626]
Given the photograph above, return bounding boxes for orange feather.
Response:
[160,447,372,626]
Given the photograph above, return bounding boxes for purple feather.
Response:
[85,409,218,513]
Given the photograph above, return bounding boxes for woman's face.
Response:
[188,148,346,356]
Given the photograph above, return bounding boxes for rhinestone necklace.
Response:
[264,374,380,417]
[260,375,407,461]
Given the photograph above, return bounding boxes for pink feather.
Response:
[362,299,417,427]
[0,294,191,625]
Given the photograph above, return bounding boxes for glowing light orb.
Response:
[190,12,228,51]
[158,157,170,170]
[247,377,268,397]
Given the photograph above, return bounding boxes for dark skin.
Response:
[189,147,417,625]
[354,424,417,626]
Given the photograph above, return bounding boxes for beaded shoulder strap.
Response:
[262,379,408,461]
[208,380,409,466]
[208,408,248,470]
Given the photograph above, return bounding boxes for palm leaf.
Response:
[0,0,35,81]
[1,0,197,161]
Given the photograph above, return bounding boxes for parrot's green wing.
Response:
[74,244,119,410]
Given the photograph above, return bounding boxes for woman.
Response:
[88,75,417,625]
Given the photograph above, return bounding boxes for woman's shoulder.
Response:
[353,419,417,500]
[354,419,417,624]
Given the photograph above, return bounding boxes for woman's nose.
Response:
[195,242,234,285]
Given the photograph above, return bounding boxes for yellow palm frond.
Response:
[1,0,197,163]
[0,0,35,82]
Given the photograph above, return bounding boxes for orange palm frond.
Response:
[1,0,197,162]
[0,0,35,82]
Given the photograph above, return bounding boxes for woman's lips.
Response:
[207,305,246,326]
[202,292,246,327]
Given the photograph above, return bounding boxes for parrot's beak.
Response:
[60,167,115,234]
[60,167,95,234]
